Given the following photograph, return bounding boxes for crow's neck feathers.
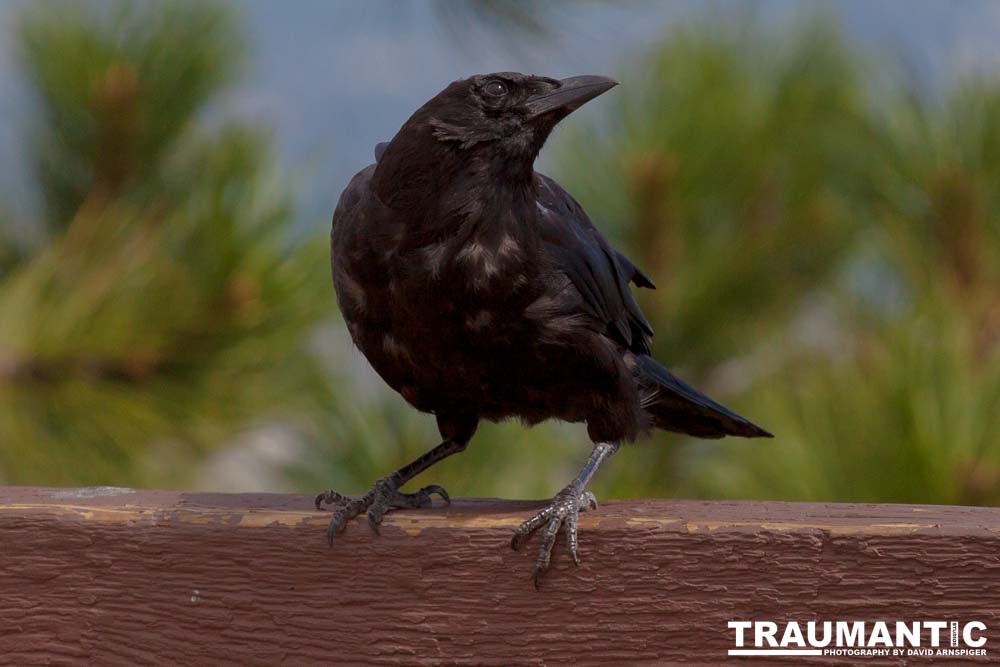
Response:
[373,115,542,240]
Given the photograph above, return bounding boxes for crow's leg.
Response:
[316,437,467,544]
[510,441,618,588]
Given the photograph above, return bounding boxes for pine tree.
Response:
[0,2,331,486]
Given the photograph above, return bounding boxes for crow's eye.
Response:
[484,80,507,98]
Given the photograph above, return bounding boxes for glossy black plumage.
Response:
[332,75,769,443]
[322,72,770,584]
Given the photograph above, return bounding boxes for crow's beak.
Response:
[524,75,618,119]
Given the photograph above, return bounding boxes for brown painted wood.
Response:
[1,486,999,665]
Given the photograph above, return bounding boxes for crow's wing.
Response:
[534,174,772,439]
[534,173,655,355]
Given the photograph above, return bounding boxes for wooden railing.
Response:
[1,486,999,664]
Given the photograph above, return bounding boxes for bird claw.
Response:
[315,476,450,544]
[511,485,598,588]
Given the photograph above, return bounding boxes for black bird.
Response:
[319,72,771,586]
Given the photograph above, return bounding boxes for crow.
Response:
[319,72,771,586]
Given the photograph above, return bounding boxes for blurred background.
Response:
[0,0,997,505]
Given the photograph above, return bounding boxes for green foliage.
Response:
[558,21,877,375]
[0,2,330,485]
[548,19,1000,504]
[0,213,18,277]
[18,0,242,229]
[2,4,997,507]
[690,74,1000,506]
[690,301,1000,504]
[876,81,1000,308]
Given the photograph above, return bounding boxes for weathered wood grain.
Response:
[1,486,999,665]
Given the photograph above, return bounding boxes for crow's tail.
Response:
[635,355,772,439]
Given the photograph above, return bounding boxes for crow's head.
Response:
[373,73,617,207]
[414,72,618,160]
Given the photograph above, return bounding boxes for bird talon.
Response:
[423,484,450,505]
[317,477,451,541]
[531,567,544,590]
[326,502,359,545]
[511,532,527,551]
[511,485,598,588]
[315,490,345,511]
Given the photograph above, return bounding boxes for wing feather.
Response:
[534,174,654,354]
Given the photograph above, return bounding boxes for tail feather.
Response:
[635,355,772,439]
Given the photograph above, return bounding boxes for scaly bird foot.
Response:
[315,475,449,544]
[510,484,598,589]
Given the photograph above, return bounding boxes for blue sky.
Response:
[3,1,1000,224]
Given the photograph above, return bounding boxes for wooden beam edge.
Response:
[2,486,1000,537]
